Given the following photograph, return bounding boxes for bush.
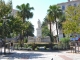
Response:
[60,37,70,43]
[32,43,36,50]
[53,44,58,50]
[24,38,28,43]
[24,44,28,48]
[59,37,70,49]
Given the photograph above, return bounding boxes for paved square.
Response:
[0,50,80,60]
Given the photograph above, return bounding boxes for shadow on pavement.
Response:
[1,52,45,59]
[33,50,63,52]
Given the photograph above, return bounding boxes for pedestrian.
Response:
[10,42,13,51]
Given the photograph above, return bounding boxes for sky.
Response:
[5,0,68,36]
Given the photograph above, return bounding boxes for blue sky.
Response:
[5,0,68,36]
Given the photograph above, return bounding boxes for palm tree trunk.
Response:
[49,22,53,50]
[50,22,52,41]
[50,22,52,35]
[22,17,25,47]
[20,32,23,49]
[56,21,59,43]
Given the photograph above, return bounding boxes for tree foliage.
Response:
[16,3,34,41]
[62,5,80,35]
[42,25,50,37]
[42,18,54,42]
[58,14,66,29]
[0,0,12,38]
[16,3,34,22]
[0,0,12,19]
[42,17,50,36]
[24,21,34,37]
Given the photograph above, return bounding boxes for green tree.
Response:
[62,6,80,35]
[8,16,24,37]
[47,11,54,36]
[42,15,53,42]
[24,21,34,38]
[0,0,12,54]
[62,5,80,53]
[42,25,50,37]
[0,0,12,19]
[47,5,62,43]
[42,18,51,38]
[16,3,34,43]
[42,17,54,50]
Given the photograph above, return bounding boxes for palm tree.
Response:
[47,5,62,43]
[43,14,54,50]
[46,11,54,42]
[16,3,34,48]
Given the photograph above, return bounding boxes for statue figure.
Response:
[36,19,42,37]
[38,19,41,28]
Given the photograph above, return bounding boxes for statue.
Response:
[36,19,42,37]
[38,19,41,28]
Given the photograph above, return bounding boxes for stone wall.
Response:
[28,36,51,43]
[28,36,36,43]
[41,36,51,43]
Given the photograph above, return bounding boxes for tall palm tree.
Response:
[44,12,54,50]
[47,5,62,43]
[16,3,34,48]
[46,11,54,42]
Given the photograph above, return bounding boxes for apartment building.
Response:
[58,0,80,12]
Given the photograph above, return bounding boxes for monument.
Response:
[36,19,42,37]
[28,19,51,43]
[36,19,50,43]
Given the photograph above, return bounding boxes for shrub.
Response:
[59,37,70,49]
[32,43,36,50]
[24,38,28,43]
[53,44,58,50]
[60,37,70,43]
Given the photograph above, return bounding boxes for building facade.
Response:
[58,0,80,12]
[11,9,18,17]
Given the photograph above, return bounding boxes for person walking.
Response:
[10,42,13,51]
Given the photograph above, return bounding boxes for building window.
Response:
[74,3,77,7]
[62,5,65,10]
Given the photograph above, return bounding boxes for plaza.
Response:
[0,49,80,60]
